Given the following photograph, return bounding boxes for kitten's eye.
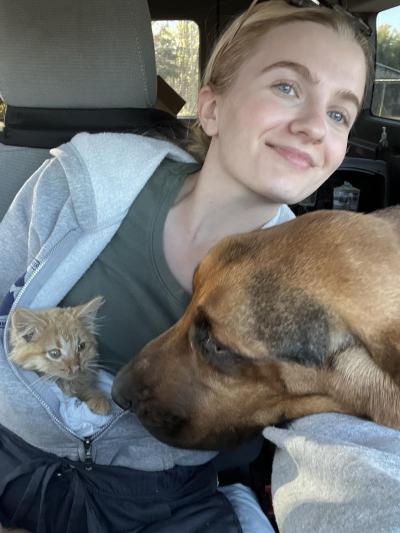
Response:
[77,341,86,352]
[48,349,62,359]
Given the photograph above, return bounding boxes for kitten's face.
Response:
[9,297,103,380]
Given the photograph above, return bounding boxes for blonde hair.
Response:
[188,0,372,161]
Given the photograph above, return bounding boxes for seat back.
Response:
[0,0,160,220]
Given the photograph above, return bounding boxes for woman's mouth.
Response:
[268,144,315,170]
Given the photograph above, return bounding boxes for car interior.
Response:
[0,0,399,529]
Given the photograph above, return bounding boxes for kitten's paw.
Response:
[87,396,111,415]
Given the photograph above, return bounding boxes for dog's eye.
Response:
[203,334,237,362]
[205,335,227,355]
[199,332,248,375]
[192,315,246,373]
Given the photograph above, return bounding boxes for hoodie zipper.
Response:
[3,237,84,440]
[83,437,94,470]
[81,409,128,470]
[3,234,128,463]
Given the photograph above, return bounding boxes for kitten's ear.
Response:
[11,308,47,342]
[75,296,104,334]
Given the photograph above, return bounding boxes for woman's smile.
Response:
[266,143,316,170]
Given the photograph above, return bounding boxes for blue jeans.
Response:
[220,483,275,533]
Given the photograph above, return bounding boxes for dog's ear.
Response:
[360,328,400,384]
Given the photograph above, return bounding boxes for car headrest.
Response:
[0,0,157,109]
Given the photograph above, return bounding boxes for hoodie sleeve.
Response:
[0,157,70,304]
[263,413,400,532]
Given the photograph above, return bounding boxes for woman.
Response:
[0,0,371,531]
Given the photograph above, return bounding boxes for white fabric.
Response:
[263,204,296,228]
[50,370,114,438]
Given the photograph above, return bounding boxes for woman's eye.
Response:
[328,110,349,126]
[48,348,62,359]
[274,82,296,97]
[77,341,86,352]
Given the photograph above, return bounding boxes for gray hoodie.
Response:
[0,132,220,470]
[264,414,400,532]
[0,131,296,473]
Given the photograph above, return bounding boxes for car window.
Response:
[152,20,199,117]
[372,5,400,120]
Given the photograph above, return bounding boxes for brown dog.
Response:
[112,207,400,450]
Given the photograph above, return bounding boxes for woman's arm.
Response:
[0,157,69,303]
[263,413,400,532]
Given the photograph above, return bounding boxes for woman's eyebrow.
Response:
[261,60,361,111]
[261,60,320,84]
[336,89,361,113]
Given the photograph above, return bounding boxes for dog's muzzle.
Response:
[112,361,191,445]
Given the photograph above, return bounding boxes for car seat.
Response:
[0,0,184,220]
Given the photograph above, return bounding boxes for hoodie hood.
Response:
[51,132,195,231]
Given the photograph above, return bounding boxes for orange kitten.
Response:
[9,296,111,415]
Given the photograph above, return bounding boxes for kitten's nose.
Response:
[71,364,80,374]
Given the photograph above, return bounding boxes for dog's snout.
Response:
[111,384,132,411]
[112,370,136,411]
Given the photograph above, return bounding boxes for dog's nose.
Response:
[111,381,132,410]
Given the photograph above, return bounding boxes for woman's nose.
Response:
[289,105,327,143]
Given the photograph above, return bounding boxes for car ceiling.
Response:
[347,0,399,12]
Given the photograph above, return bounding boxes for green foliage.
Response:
[377,24,400,70]
[152,21,199,116]
[373,23,400,119]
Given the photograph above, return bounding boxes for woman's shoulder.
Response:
[48,133,197,229]
[64,132,195,169]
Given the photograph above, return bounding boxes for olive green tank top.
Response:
[61,158,200,374]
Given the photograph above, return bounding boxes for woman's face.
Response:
[204,21,367,205]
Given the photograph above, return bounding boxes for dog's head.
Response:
[112,209,400,449]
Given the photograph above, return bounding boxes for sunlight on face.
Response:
[211,21,367,205]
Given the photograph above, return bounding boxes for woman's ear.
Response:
[197,85,219,137]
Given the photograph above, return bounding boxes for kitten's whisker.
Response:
[87,362,113,371]
[29,374,54,387]
[85,367,98,375]
[88,365,112,374]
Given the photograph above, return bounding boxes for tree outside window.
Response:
[372,7,400,120]
[152,20,199,117]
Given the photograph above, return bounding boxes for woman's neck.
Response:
[173,159,280,248]
[163,158,281,292]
